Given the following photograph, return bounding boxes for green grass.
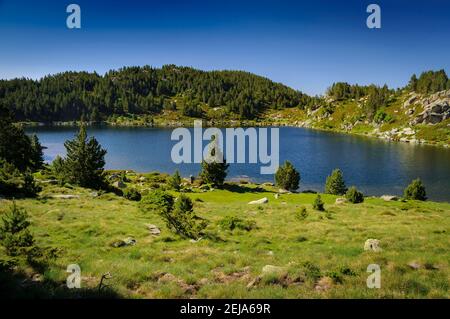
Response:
[1,176,449,299]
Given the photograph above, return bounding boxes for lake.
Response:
[25,126,450,202]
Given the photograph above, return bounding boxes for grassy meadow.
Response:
[0,172,449,299]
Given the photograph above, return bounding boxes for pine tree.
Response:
[63,124,107,189]
[275,160,300,191]
[169,170,182,191]
[0,202,34,256]
[30,134,45,171]
[325,169,347,195]
[199,136,229,187]
[404,178,427,201]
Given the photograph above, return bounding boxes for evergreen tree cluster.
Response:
[0,65,314,121]
[408,70,450,94]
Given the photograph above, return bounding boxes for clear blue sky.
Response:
[0,0,449,95]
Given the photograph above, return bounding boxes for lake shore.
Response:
[18,115,450,149]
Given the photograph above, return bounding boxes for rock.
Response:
[262,182,274,187]
[146,224,161,236]
[139,176,146,182]
[112,181,126,188]
[278,188,290,194]
[274,194,280,199]
[335,197,347,204]
[380,195,398,201]
[248,197,268,205]
[261,265,285,275]
[109,173,120,180]
[31,273,43,282]
[90,192,99,197]
[407,262,421,270]
[52,194,80,199]
[39,179,58,185]
[189,237,203,243]
[413,90,450,124]
[364,239,382,252]
[403,94,418,108]
[111,237,136,248]
[314,277,334,292]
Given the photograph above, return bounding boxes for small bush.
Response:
[313,195,325,211]
[325,169,347,195]
[219,216,257,231]
[168,170,182,191]
[296,207,308,220]
[139,189,174,214]
[404,178,427,201]
[275,161,300,191]
[123,188,141,201]
[345,186,364,203]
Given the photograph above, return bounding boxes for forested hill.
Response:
[0,65,316,122]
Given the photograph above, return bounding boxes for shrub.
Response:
[325,169,347,195]
[168,194,207,239]
[168,170,182,191]
[0,203,34,256]
[296,207,308,220]
[313,195,325,211]
[345,186,364,203]
[0,160,41,198]
[140,192,206,239]
[219,216,257,231]
[139,189,174,214]
[275,161,300,191]
[123,188,141,201]
[404,178,427,201]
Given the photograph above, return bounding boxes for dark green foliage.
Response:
[0,65,313,121]
[62,125,107,189]
[0,106,44,172]
[364,85,389,121]
[274,160,300,191]
[0,160,41,197]
[325,169,347,195]
[123,188,141,201]
[313,195,325,211]
[404,178,427,201]
[29,134,45,171]
[50,156,66,185]
[199,139,229,187]
[374,109,394,124]
[0,203,34,256]
[168,170,182,191]
[409,70,449,94]
[345,186,364,204]
[218,216,257,231]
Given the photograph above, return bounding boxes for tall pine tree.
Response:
[63,124,107,189]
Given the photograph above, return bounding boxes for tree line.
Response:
[0,65,317,121]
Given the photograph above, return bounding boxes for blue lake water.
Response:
[26,126,450,202]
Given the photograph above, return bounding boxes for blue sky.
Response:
[0,0,449,95]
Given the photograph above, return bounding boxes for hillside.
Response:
[1,66,449,146]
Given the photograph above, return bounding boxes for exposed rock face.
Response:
[413,89,450,124]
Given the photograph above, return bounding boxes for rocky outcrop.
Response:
[413,90,450,124]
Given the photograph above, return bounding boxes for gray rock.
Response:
[364,239,382,252]
[261,265,286,275]
[112,181,126,188]
[335,197,347,204]
[248,197,268,205]
[146,224,161,236]
[380,195,398,201]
